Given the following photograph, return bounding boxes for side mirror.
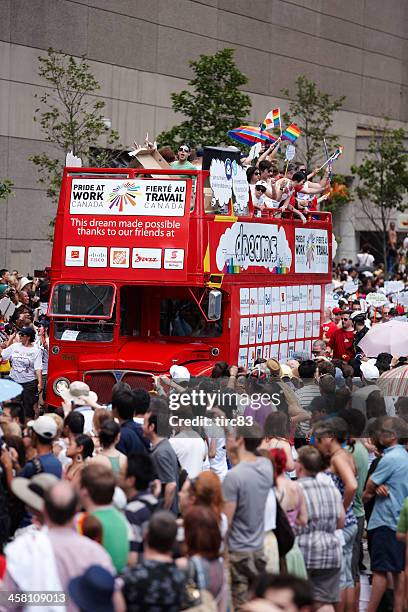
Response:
[208,289,222,321]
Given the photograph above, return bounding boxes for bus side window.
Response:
[120,286,142,336]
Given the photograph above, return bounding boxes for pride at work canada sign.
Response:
[61,178,191,281]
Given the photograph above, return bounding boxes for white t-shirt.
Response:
[73,405,94,435]
[204,421,228,480]
[1,342,42,383]
[169,431,207,478]
[357,252,375,268]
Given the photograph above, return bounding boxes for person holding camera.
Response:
[0,326,42,420]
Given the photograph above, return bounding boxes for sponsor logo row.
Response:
[65,246,185,270]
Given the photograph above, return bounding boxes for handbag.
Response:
[181,557,217,612]
[274,497,295,557]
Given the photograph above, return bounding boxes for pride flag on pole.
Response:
[282,123,302,143]
[260,107,281,132]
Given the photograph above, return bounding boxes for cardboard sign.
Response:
[384,280,405,295]
[210,159,232,207]
[343,280,359,295]
[366,293,388,307]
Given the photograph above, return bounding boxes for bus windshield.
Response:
[50,283,115,318]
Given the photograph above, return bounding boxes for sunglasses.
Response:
[254,171,260,175]
[255,187,266,193]
[341,318,350,322]
[178,147,190,153]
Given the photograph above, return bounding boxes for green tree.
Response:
[157,48,251,150]
[281,76,345,169]
[351,123,408,274]
[30,48,120,209]
[0,179,14,200]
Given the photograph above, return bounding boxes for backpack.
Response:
[274,499,295,557]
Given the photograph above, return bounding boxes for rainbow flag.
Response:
[260,108,280,132]
[282,123,302,143]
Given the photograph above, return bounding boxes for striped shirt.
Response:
[125,492,158,554]
[296,476,343,569]
[295,384,320,437]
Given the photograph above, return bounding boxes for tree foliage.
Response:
[351,123,408,271]
[0,179,14,201]
[157,48,251,150]
[323,174,353,214]
[30,48,120,208]
[281,76,345,169]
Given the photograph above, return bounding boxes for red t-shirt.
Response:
[328,327,355,361]
[321,321,338,340]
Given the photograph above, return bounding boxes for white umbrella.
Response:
[358,320,408,358]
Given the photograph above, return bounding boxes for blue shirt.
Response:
[368,445,408,531]
[116,421,148,457]
[19,452,63,479]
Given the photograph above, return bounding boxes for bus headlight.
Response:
[53,377,70,397]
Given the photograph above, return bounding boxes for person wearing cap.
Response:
[252,180,268,216]
[350,310,369,352]
[17,416,62,479]
[68,565,118,612]
[0,326,42,420]
[11,473,59,523]
[60,381,102,435]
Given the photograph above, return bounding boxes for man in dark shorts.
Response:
[363,417,408,612]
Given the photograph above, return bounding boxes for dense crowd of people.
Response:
[158,141,331,222]
[2,239,408,612]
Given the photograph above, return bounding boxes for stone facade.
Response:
[0,0,407,271]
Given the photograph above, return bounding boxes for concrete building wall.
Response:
[0,0,407,272]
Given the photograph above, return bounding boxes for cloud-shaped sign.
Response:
[210,159,232,207]
[216,222,292,272]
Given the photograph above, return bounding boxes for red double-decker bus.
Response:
[47,164,332,406]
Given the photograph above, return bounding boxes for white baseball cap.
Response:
[169,365,190,383]
[27,415,57,440]
[360,360,379,381]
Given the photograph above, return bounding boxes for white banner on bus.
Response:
[295,228,329,273]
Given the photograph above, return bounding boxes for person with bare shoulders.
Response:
[260,412,294,472]
[91,419,127,478]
